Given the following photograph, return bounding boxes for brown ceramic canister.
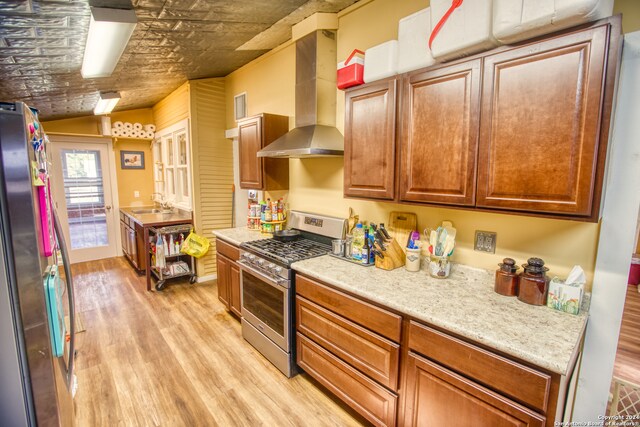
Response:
[517,257,550,306]
[495,258,520,296]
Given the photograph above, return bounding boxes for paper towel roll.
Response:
[133,122,143,130]
[146,131,154,139]
[124,122,133,130]
[113,121,124,129]
[143,124,156,132]
[112,128,121,137]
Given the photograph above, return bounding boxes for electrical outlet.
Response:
[474,231,497,253]
[134,190,140,198]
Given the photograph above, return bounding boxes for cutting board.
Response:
[388,211,417,251]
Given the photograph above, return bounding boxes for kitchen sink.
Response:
[131,208,173,214]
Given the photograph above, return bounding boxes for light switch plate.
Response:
[134,190,140,198]
[474,231,497,253]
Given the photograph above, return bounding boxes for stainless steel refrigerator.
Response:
[0,102,76,426]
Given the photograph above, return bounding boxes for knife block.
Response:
[375,238,406,271]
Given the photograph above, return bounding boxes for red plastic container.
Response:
[629,257,640,285]
[337,49,365,90]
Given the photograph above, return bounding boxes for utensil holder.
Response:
[375,238,406,271]
[428,254,451,278]
[405,247,422,272]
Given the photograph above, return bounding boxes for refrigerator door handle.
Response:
[52,208,75,390]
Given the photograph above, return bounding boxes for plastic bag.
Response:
[180,230,210,258]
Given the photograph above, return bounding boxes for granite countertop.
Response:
[120,206,192,227]
[212,227,271,246]
[292,255,588,376]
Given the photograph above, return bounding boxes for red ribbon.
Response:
[429,0,464,50]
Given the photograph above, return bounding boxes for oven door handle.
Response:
[237,260,287,289]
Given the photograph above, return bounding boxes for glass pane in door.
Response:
[61,149,107,249]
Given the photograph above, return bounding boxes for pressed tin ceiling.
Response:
[0,0,357,121]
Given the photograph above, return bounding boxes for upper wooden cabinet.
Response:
[400,60,481,206]
[476,24,610,216]
[238,113,289,190]
[342,17,620,221]
[344,79,397,200]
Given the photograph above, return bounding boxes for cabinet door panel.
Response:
[216,253,230,308]
[400,60,481,206]
[344,79,397,200]
[238,117,264,189]
[477,25,608,215]
[403,352,545,427]
[229,261,241,317]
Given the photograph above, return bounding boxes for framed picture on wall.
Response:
[121,151,145,169]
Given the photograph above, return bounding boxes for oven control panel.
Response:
[238,251,291,283]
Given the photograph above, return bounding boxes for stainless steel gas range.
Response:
[238,211,346,377]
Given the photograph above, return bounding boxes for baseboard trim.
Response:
[197,274,216,283]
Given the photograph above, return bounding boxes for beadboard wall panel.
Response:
[189,78,233,278]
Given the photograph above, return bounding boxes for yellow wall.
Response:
[614,0,640,33]
[225,43,296,129]
[224,0,639,289]
[43,108,156,208]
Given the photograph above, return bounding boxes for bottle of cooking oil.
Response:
[351,223,364,262]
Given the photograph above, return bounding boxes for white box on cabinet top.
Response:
[363,40,398,83]
[430,0,500,62]
[493,0,614,44]
[397,7,437,74]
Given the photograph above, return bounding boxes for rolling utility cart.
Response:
[148,223,196,291]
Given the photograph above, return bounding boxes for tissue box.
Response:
[430,0,500,62]
[364,40,398,83]
[493,0,614,44]
[397,8,437,74]
[547,277,584,315]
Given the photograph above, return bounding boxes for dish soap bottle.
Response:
[351,223,364,262]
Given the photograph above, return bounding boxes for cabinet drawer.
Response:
[216,238,239,261]
[408,321,551,413]
[297,333,397,427]
[296,275,402,343]
[296,296,400,390]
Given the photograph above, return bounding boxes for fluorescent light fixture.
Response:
[94,92,121,115]
[81,7,137,78]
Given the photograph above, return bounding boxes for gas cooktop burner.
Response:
[241,238,330,267]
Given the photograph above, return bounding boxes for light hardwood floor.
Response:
[71,257,368,426]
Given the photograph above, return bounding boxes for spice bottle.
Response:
[517,258,550,306]
[495,258,520,296]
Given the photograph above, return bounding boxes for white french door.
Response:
[49,138,118,263]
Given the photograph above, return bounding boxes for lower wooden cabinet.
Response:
[215,239,241,318]
[294,274,580,427]
[402,351,545,427]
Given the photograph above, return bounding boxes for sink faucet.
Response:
[152,193,172,210]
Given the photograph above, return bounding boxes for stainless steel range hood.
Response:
[258,30,344,158]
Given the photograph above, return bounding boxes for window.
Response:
[152,119,191,210]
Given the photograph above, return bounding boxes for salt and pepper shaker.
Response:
[494,258,520,296]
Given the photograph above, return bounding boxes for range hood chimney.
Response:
[258,30,344,158]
